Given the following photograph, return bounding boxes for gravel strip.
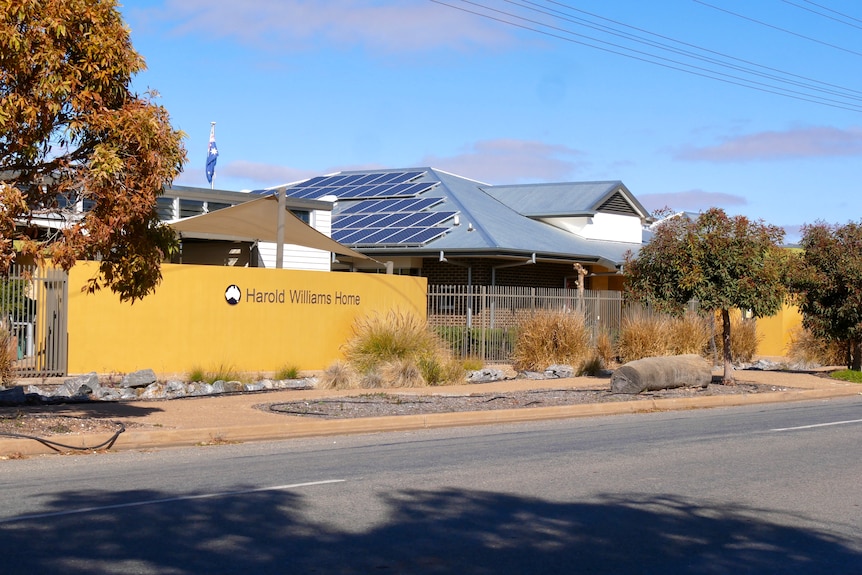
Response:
[262,382,795,419]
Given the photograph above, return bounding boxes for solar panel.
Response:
[334,214,368,228]
[351,228,402,244]
[399,227,448,244]
[388,170,425,183]
[333,174,366,186]
[338,200,383,214]
[350,173,384,186]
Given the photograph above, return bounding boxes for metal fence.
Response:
[1,264,68,378]
[427,285,623,363]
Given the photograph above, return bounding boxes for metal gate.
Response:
[1,264,68,378]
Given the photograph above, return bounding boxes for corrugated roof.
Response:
[481,181,649,218]
[276,167,644,268]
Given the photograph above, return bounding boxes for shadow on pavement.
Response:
[0,401,164,420]
[1,487,857,574]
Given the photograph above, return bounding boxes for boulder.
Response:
[544,364,574,379]
[611,354,712,394]
[211,380,244,394]
[56,372,101,398]
[121,369,158,388]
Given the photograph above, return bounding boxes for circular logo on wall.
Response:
[224,284,241,305]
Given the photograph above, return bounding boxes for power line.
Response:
[429,0,862,113]
[694,0,862,57]
[509,0,862,102]
[787,0,862,27]
[534,0,862,99]
[782,0,862,31]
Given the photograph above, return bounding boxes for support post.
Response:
[276,187,285,269]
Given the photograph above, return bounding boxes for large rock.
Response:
[611,354,712,394]
[56,372,101,398]
[121,369,158,388]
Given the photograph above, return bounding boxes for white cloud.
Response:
[639,189,747,213]
[136,0,513,53]
[675,126,862,162]
[421,139,589,183]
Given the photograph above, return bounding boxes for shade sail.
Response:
[168,195,369,259]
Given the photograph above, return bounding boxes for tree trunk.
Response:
[721,308,734,384]
[851,338,862,372]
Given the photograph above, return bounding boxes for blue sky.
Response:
[122,0,862,243]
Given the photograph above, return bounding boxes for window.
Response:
[290,209,310,224]
[207,201,231,213]
[179,199,204,218]
[157,197,176,220]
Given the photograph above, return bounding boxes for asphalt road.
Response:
[0,397,860,574]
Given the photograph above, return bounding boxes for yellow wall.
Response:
[756,302,803,358]
[67,262,427,375]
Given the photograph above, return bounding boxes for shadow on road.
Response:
[1,487,857,574]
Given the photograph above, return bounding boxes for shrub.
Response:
[462,357,484,371]
[186,364,242,384]
[667,313,711,356]
[617,313,671,363]
[592,328,617,368]
[714,313,760,363]
[730,317,760,362]
[578,355,605,377]
[336,310,463,388]
[343,311,444,373]
[511,311,591,372]
[380,359,426,388]
[359,369,385,389]
[418,355,465,386]
[786,327,846,367]
[275,364,301,380]
[317,361,359,390]
[0,320,15,386]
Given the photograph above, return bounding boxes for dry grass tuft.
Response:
[0,320,16,386]
[617,313,671,363]
[317,361,360,390]
[786,327,846,366]
[326,310,464,389]
[380,359,426,388]
[578,356,605,376]
[511,311,591,372]
[667,313,711,356]
[592,328,618,368]
[618,312,712,363]
[730,317,760,362]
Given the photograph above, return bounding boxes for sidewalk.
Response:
[1,370,859,457]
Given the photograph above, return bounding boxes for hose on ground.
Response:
[0,421,125,452]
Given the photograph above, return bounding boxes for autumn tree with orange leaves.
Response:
[0,0,186,301]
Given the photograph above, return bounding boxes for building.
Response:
[160,185,344,271]
[259,167,649,290]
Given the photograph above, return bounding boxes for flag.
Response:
[206,123,218,184]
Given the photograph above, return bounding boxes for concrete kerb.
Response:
[1,373,859,457]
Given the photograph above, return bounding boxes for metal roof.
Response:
[481,181,649,219]
[272,168,644,269]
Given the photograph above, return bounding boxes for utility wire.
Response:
[429,0,862,112]
[535,0,862,99]
[782,0,862,30]
[694,0,862,57]
[785,0,862,27]
[508,0,862,102]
